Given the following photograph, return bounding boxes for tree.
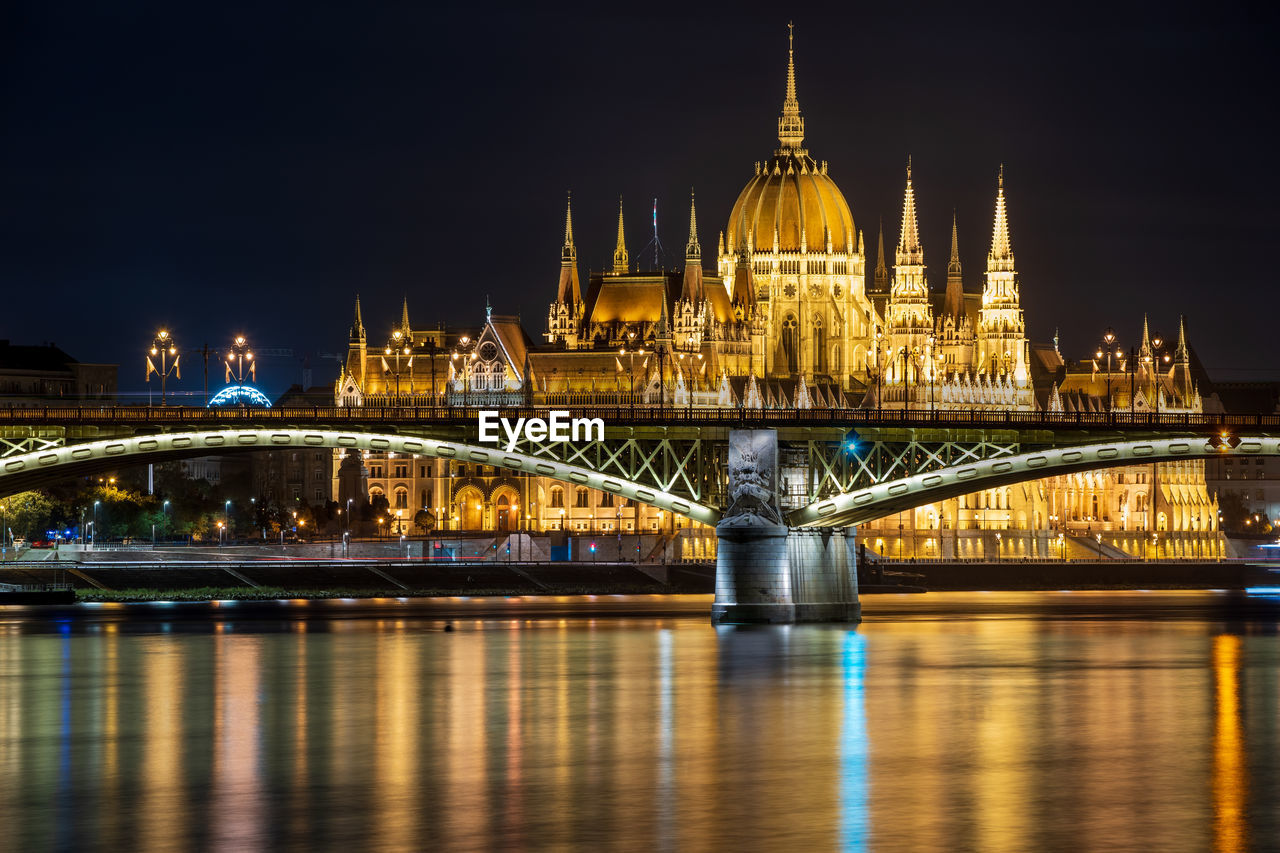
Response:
[414,509,434,533]
[4,492,55,540]
[1217,490,1249,533]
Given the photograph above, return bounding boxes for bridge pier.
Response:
[711,428,860,625]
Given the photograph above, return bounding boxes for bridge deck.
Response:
[0,404,1275,433]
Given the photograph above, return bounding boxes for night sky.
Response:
[1,2,1276,399]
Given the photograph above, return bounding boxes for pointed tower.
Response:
[546,193,585,346]
[873,218,889,293]
[612,197,629,274]
[345,294,367,390]
[680,191,703,302]
[399,296,413,344]
[884,159,933,396]
[977,165,1029,387]
[943,211,964,321]
[674,191,707,350]
[556,193,581,305]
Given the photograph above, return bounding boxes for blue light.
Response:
[1245,587,1280,595]
[207,384,272,407]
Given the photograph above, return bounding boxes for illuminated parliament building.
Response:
[331,30,1222,560]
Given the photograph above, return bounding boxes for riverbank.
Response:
[3,558,1274,603]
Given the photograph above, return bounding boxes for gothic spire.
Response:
[897,158,922,265]
[351,294,365,341]
[685,190,700,260]
[989,164,1014,271]
[681,191,704,302]
[562,192,576,263]
[732,230,755,308]
[556,193,582,305]
[873,217,889,292]
[943,210,965,320]
[400,296,412,340]
[612,196,629,274]
[776,22,805,151]
[1175,314,1189,362]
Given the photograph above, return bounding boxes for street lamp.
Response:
[384,330,412,398]
[146,330,180,406]
[92,499,100,549]
[225,500,232,540]
[1095,327,1119,414]
[224,334,255,391]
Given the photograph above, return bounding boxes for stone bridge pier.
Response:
[711,429,860,625]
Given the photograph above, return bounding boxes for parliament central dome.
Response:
[724,27,856,256]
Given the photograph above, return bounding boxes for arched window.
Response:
[781,314,799,374]
[550,487,564,508]
[812,315,826,372]
[575,488,590,508]
[394,488,409,509]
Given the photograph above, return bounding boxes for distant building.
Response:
[0,340,116,405]
[251,385,336,508]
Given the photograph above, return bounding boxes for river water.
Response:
[1,592,1278,852]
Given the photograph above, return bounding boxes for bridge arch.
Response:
[0,428,720,526]
[790,435,1280,528]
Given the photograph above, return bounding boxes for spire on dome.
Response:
[896,158,922,265]
[612,196,629,274]
[989,164,1014,270]
[776,22,805,151]
[562,192,576,263]
[685,190,700,260]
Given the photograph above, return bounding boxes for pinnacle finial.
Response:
[401,296,411,333]
[612,195,629,274]
[352,294,365,340]
[948,210,961,274]
[875,217,887,275]
[989,166,1013,266]
[561,192,576,264]
[1176,314,1189,361]
[777,22,804,150]
[897,159,921,262]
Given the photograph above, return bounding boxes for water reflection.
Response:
[0,593,1276,851]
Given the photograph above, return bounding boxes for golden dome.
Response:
[726,153,856,255]
[725,27,856,256]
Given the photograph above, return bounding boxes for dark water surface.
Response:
[2,592,1279,852]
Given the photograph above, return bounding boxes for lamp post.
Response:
[146,330,180,407]
[93,500,100,550]
[384,330,411,399]
[225,500,232,541]
[1095,327,1117,414]
[225,334,255,392]
[873,326,883,416]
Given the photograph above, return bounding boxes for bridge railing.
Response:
[2,404,1279,432]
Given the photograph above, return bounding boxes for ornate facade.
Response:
[329,28,1222,557]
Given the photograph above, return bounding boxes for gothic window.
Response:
[575,488,590,508]
[395,488,409,509]
[831,345,842,374]
[781,314,799,374]
[394,463,408,478]
[599,492,614,507]
[812,316,826,373]
[550,487,564,508]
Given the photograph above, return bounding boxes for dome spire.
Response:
[777,22,805,151]
[612,196,629,274]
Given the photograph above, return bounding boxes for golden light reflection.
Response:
[139,640,183,853]
[211,633,264,850]
[1212,634,1247,853]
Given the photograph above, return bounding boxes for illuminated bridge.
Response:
[3,405,1277,623]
